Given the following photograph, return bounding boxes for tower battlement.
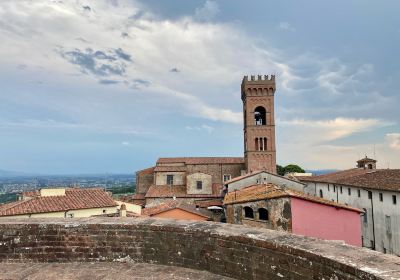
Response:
[242,74,275,85]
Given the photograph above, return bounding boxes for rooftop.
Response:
[0,188,117,216]
[297,168,400,192]
[145,184,223,198]
[156,157,244,165]
[142,200,212,219]
[223,184,362,213]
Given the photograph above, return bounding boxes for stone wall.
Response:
[186,172,212,195]
[186,164,244,185]
[136,171,154,194]
[0,218,399,280]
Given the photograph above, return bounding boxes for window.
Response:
[68,213,74,218]
[102,209,107,214]
[340,186,343,194]
[244,206,254,219]
[385,215,392,234]
[254,106,266,125]
[223,174,231,182]
[363,208,368,223]
[327,184,330,192]
[379,193,383,202]
[167,175,174,185]
[319,189,323,198]
[368,191,372,199]
[255,137,268,151]
[358,189,361,197]
[333,185,336,192]
[196,181,203,190]
[393,195,397,205]
[348,188,351,196]
[368,164,373,169]
[258,208,269,221]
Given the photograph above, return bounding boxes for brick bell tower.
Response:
[242,75,277,174]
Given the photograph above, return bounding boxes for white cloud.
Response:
[279,22,296,32]
[194,1,219,21]
[121,141,131,146]
[386,133,400,150]
[185,124,215,133]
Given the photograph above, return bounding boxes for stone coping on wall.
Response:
[0,217,399,280]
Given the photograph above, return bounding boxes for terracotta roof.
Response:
[145,185,223,198]
[194,199,223,208]
[0,188,117,217]
[223,184,363,213]
[298,169,400,192]
[154,166,187,172]
[142,201,211,219]
[136,166,155,175]
[357,157,377,163]
[157,157,244,165]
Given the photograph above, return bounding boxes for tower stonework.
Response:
[242,75,277,174]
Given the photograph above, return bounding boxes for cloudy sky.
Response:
[1,0,399,174]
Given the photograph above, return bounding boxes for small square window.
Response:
[103,209,107,214]
[393,195,397,205]
[68,213,74,218]
[167,175,174,185]
[379,193,383,202]
[196,181,203,190]
[223,174,231,182]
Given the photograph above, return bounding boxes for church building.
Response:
[132,75,277,207]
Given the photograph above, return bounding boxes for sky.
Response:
[0,0,399,174]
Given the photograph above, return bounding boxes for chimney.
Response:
[120,204,127,218]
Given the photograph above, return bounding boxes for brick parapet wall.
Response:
[0,218,398,279]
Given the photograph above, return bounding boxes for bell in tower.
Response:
[242,75,277,174]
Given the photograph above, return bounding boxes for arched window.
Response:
[254,106,266,125]
[319,189,323,198]
[264,137,267,150]
[258,208,269,221]
[244,206,254,219]
[255,138,259,151]
[368,164,373,169]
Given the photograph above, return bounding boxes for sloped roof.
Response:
[357,157,377,163]
[298,169,400,192]
[0,188,117,217]
[223,184,362,213]
[153,166,187,172]
[157,157,244,165]
[145,184,223,198]
[224,170,305,185]
[142,200,211,219]
[136,166,155,175]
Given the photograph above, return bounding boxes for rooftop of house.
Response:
[357,156,377,163]
[297,168,400,192]
[145,184,223,198]
[224,170,305,186]
[223,184,363,213]
[0,188,117,217]
[141,200,212,219]
[156,157,244,165]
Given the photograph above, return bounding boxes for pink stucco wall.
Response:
[291,197,362,246]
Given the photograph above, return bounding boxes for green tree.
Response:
[276,165,285,176]
[283,164,305,174]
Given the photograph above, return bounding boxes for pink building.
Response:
[224,184,363,246]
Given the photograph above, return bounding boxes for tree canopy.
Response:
[276,164,305,176]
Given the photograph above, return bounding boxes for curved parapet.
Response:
[0,217,398,279]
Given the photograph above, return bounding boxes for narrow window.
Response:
[368,191,372,199]
[385,215,392,234]
[196,181,203,190]
[363,208,368,223]
[393,195,397,205]
[223,174,231,182]
[340,186,343,194]
[348,188,351,196]
[167,175,174,185]
[255,138,259,151]
[244,206,254,219]
[258,208,269,221]
[264,137,267,151]
[327,184,330,192]
[379,193,383,202]
[358,189,361,197]
[319,189,323,198]
[333,185,336,192]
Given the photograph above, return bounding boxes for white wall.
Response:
[304,181,400,256]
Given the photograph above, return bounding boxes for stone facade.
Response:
[0,218,399,279]
[155,172,185,186]
[186,172,212,195]
[242,75,277,174]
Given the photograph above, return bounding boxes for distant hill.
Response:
[0,169,32,178]
[306,169,339,176]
